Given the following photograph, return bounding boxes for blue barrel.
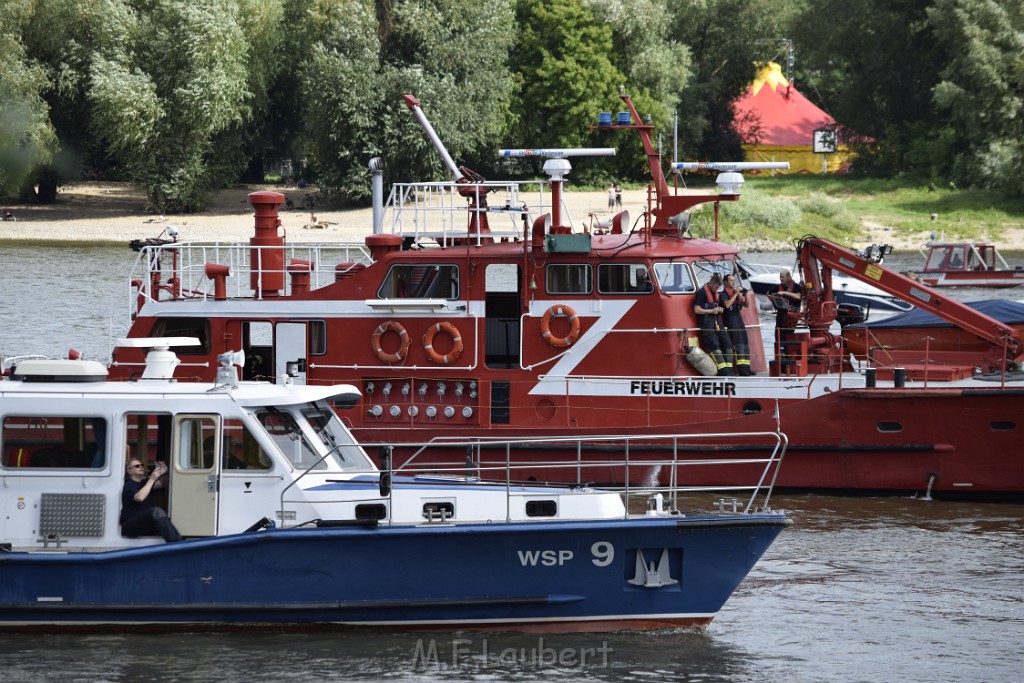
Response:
[598,112,612,126]
[616,112,632,125]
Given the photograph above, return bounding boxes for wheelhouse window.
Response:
[222,418,273,470]
[546,264,592,295]
[256,409,326,470]
[692,259,737,289]
[302,404,373,470]
[597,263,654,294]
[150,317,210,354]
[924,248,946,270]
[1,416,107,469]
[377,264,459,299]
[653,261,697,294]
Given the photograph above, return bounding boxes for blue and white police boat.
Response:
[0,339,790,632]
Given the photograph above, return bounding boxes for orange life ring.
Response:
[371,321,411,363]
[423,321,464,365]
[541,304,581,348]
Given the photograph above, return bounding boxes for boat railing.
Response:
[379,430,786,520]
[279,430,786,527]
[126,241,373,317]
[383,180,568,246]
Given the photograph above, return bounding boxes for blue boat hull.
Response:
[0,515,788,632]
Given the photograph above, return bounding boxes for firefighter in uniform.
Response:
[693,273,734,376]
[720,274,752,376]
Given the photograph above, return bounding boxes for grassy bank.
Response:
[609,176,1024,251]
[742,175,1024,247]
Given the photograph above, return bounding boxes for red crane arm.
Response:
[797,237,1023,361]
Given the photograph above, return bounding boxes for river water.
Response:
[0,244,1022,682]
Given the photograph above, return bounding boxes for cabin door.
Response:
[169,415,220,536]
[275,322,307,385]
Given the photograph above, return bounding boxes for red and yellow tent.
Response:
[733,63,851,174]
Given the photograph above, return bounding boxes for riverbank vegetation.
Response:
[2,0,1023,214]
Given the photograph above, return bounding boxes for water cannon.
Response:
[859,244,893,264]
[668,211,692,238]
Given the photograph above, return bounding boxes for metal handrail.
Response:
[277,430,787,528]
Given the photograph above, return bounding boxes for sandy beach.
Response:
[2,181,1021,252]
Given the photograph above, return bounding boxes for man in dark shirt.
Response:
[770,269,803,340]
[768,269,804,370]
[120,459,181,542]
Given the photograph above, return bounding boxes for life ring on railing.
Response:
[423,322,464,365]
[371,321,411,363]
[541,304,581,348]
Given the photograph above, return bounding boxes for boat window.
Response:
[256,409,327,470]
[377,264,459,299]
[947,248,966,269]
[1,416,107,469]
[124,412,172,471]
[243,321,273,380]
[309,320,327,355]
[150,318,210,354]
[222,418,273,470]
[597,263,654,294]
[692,259,736,288]
[546,264,592,295]
[924,248,947,270]
[301,404,373,470]
[653,262,697,294]
[175,416,219,471]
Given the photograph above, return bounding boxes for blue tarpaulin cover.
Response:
[848,299,1024,329]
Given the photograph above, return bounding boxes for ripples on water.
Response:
[1,246,1022,682]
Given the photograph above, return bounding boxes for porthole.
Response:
[535,397,558,421]
[355,504,387,520]
[990,421,1015,431]
[741,401,763,416]
[877,421,903,433]
[526,500,557,517]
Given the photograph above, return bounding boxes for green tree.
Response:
[299,0,517,203]
[790,0,950,177]
[587,0,694,180]
[510,0,625,159]
[668,0,785,162]
[929,0,1024,194]
[0,2,57,197]
[87,0,283,211]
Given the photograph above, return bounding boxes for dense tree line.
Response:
[1,0,1020,211]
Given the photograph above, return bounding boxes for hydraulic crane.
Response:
[794,236,1023,373]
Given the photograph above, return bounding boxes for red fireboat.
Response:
[110,91,1024,499]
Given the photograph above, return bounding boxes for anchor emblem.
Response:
[627,548,678,588]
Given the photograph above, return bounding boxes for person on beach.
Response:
[608,184,615,209]
[614,183,622,208]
